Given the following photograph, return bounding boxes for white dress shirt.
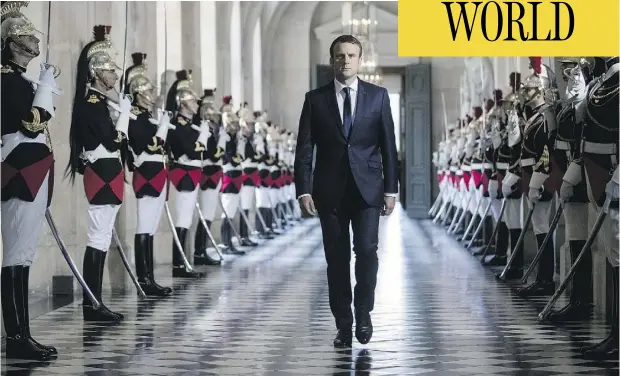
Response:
[334,77,358,124]
[297,77,397,200]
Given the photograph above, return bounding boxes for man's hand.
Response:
[298,195,317,217]
[382,196,395,216]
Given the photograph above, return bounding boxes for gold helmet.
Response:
[222,110,240,135]
[1,1,41,45]
[165,70,197,113]
[199,88,220,121]
[124,53,155,105]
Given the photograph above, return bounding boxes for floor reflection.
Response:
[2,207,619,375]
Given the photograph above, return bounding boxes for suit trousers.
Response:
[318,170,381,330]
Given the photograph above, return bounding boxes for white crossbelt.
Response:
[520,158,535,167]
[82,144,120,163]
[582,140,617,155]
[555,140,570,150]
[496,162,509,170]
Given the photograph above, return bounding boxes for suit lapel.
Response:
[352,80,367,130]
[325,81,345,139]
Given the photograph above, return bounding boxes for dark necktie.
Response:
[342,87,352,138]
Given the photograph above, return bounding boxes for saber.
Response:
[461,198,488,241]
[430,189,445,217]
[254,203,269,232]
[467,198,501,249]
[433,190,455,224]
[497,202,539,280]
[520,202,563,284]
[478,199,514,261]
[218,194,244,243]
[428,190,443,217]
[538,197,611,322]
[237,203,257,235]
[45,210,100,309]
[452,192,481,235]
[440,193,455,226]
[266,189,283,231]
[112,228,146,300]
[194,203,224,260]
[449,191,472,233]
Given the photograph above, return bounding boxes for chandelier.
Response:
[342,2,383,85]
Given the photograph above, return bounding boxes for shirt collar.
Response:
[334,76,359,94]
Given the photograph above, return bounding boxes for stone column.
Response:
[200,1,218,90]
[216,1,232,105]
[230,0,243,110]
[181,1,202,93]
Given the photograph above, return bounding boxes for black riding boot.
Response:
[172,228,205,278]
[1,266,53,360]
[82,247,124,321]
[220,219,245,255]
[239,210,258,246]
[518,233,556,297]
[135,234,171,296]
[146,235,173,294]
[22,266,58,354]
[472,215,493,256]
[193,220,222,265]
[257,208,275,239]
[581,267,619,359]
[497,228,525,280]
[484,221,509,265]
[548,240,593,321]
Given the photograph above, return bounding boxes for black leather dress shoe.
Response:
[333,329,352,348]
[356,314,373,345]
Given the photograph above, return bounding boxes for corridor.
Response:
[2,207,619,375]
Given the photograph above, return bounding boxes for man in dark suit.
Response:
[294,35,398,347]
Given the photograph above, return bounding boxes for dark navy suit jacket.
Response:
[294,78,398,209]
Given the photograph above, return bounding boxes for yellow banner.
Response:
[398,0,620,56]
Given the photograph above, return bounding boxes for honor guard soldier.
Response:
[481,93,510,265]
[255,115,276,238]
[165,70,209,278]
[194,89,225,266]
[569,56,619,359]
[1,1,59,360]
[548,58,594,321]
[219,108,247,255]
[515,58,561,297]
[124,52,172,296]
[66,25,131,322]
[285,131,300,220]
[238,109,261,246]
[267,126,286,231]
[275,127,291,228]
[497,72,526,279]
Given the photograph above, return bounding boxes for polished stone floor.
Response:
[2,206,619,375]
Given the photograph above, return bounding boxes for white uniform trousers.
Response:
[173,185,199,230]
[528,199,553,235]
[136,185,167,236]
[504,197,524,230]
[87,204,121,252]
[256,187,272,209]
[198,180,222,222]
[221,193,240,220]
[564,202,589,241]
[2,172,49,267]
[240,185,255,211]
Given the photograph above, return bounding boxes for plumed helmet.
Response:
[165,69,197,113]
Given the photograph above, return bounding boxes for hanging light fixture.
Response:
[342,2,382,85]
